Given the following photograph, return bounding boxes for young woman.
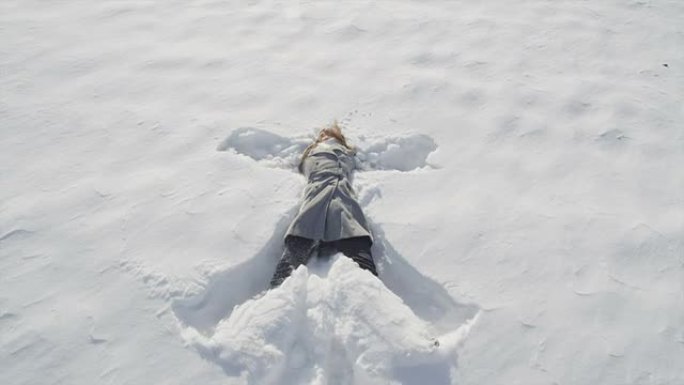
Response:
[270,123,378,287]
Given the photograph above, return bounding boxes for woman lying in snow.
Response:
[270,123,378,287]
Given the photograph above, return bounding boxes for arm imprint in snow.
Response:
[217,123,438,172]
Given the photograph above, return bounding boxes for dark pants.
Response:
[270,235,377,287]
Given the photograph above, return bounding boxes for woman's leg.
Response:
[335,236,378,276]
[270,236,316,287]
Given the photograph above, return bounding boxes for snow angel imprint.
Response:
[270,123,377,287]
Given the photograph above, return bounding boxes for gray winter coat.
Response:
[285,138,373,243]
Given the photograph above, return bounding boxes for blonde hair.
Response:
[299,121,353,172]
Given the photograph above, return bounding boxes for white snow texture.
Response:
[1,0,683,385]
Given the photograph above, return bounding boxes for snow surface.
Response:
[1,0,683,384]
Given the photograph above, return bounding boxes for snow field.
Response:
[1,0,683,384]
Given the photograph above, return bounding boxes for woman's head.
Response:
[299,121,353,171]
[316,121,348,147]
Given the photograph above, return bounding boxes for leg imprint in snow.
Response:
[171,208,299,333]
[180,256,478,385]
[217,126,439,172]
[170,218,480,384]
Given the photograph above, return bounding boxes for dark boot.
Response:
[270,236,316,287]
[335,236,378,276]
